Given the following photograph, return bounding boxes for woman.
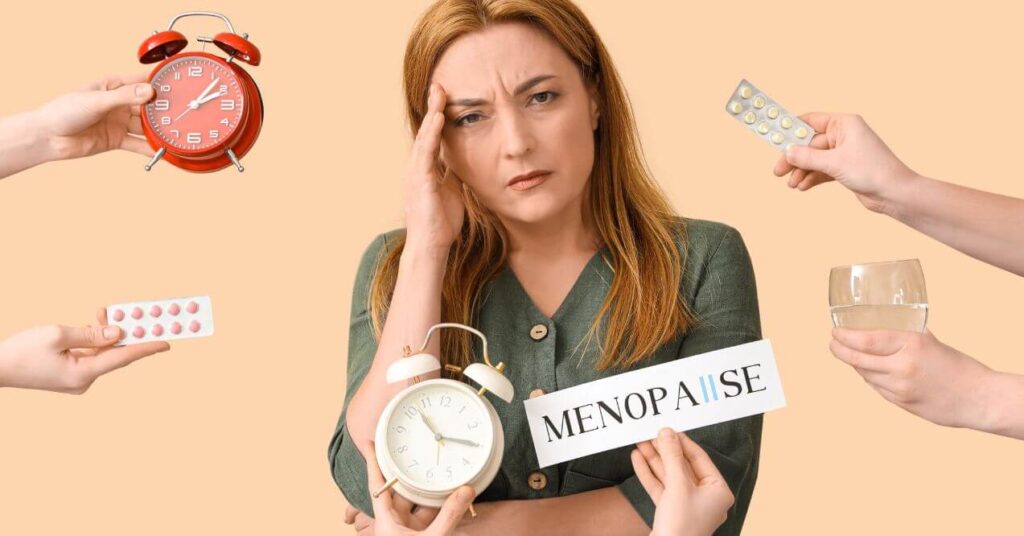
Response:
[328,1,762,533]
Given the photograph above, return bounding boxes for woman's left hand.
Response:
[346,442,475,536]
[632,428,734,536]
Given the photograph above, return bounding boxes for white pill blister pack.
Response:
[725,79,815,151]
[106,295,214,345]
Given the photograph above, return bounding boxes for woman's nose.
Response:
[500,111,536,159]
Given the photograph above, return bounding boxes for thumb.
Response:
[58,325,122,349]
[429,486,475,534]
[91,83,154,113]
[785,144,832,174]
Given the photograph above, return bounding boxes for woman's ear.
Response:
[588,84,600,130]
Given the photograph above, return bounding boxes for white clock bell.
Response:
[372,322,513,510]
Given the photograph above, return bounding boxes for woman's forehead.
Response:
[432,22,579,98]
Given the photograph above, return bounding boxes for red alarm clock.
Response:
[137,11,263,173]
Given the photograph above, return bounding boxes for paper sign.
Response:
[523,340,786,468]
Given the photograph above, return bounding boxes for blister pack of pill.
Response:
[725,79,814,151]
[106,295,214,345]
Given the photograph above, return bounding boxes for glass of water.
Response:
[829,259,928,332]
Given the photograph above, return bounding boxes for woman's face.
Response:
[432,22,599,226]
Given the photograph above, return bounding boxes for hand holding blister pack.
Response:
[106,295,214,345]
[725,79,815,151]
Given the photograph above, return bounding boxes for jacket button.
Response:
[527,471,548,490]
[529,324,548,341]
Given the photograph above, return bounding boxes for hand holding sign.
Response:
[632,428,734,536]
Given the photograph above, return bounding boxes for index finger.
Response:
[79,72,150,92]
[797,112,834,133]
[774,125,831,177]
[413,84,448,173]
[832,328,910,356]
[89,341,169,376]
[653,428,696,487]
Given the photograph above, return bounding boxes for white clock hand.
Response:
[196,77,220,103]
[196,90,226,106]
[174,78,221,122]
[418,410,446,446]
[439,436,480,447]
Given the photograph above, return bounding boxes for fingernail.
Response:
[135,84,151,97]
[457,487,474,501]
[103,326,120,339]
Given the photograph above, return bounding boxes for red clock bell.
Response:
[137,11,264,173]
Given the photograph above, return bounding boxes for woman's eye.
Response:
[455,113,483,127]
[530,91,559,105]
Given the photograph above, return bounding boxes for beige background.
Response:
[1,1,1021,533]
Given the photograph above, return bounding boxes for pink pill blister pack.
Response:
[106,295,214,345]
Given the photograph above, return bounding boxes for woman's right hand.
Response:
[403,83,465,257]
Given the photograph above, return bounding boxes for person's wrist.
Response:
[401,236,452,266]
[21,110,58,163]
[972,370,1019,436]
[874,169,923,220]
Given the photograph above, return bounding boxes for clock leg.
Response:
[372,476,399,498]
[227,148,245,172]
[144,147,166,171]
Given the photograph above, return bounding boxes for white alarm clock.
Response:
[373,323,514,508]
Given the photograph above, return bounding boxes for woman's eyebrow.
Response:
[445,74,558,109]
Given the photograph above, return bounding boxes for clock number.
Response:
[154,100,170,111]
[459,405,466,414]
[467,421,479,430]
[161,117,171,125]
[189,66,203,77]
[170,129,180,138]
[187,132,201,144]
[404,406,419,419]
[394,425,406,434]
[426,469,434,479]
[173,71,181,81]
[446,467,453,480]
[220,118,230,126]
[409,460,419,468]
[420,397,432,408]
[221,99,236,111]
[440,395,452,407]
[396,445,408,453]
[462,457,472,466]
[209,129,220,140]
[220,84,228,94]
[159,84,171,93]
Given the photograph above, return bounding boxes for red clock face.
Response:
[145,56,246,154]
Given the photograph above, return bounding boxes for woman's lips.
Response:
[508,172,551,191]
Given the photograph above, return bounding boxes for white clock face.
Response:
[384,382,494,492]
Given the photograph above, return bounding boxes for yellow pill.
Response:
[795,126,809,139]
[752,96,766,109]
[766,106,779,119]
[728,101,743,114]
[780,116,793,129]
[770,132,784,144]
[739,86,753,99]
[756,122,770,134]
[743,111,757,124]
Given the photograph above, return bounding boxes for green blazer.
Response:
[328,219,763,534]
